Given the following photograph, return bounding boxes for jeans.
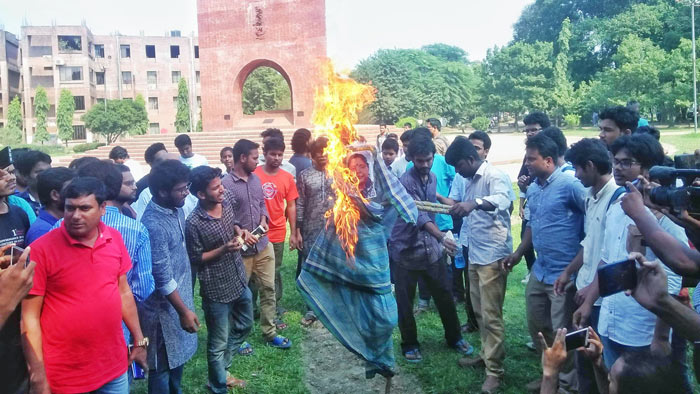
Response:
[600,335,649,370]
[202,288,254,394]
[394,256,462,352]
[92,371,128,394]
[148,333,184,394]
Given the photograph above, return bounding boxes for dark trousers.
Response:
[394,256,462,352]
[575,305,601,394]
[418,255,454,302]
[521,219,536,271]
[459,246,478,329]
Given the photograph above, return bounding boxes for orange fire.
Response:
[312,62,376,259]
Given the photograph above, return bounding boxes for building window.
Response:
[122,71,132,85]
[58,35,82,52]
[59,66,83,81]
[96,72,105,85]
[72,125,86,140]
[148,97,159,110]
[120,44,131,58]
[194,45,199,58]
[74,96,86,111]
[145,45,156,59]
[197,96,201,108]
[146,71,157,89]
[196,71,200,83]
[172,71,181,83]
[170,45,180,58]
[95,44,104,58]
[149,123,160,134]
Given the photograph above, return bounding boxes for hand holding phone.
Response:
[565,327,589,351]
[598,258,637,297]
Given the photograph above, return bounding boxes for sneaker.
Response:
[481,376,501,394]
[457,356,485,369]
[521,272,530,284]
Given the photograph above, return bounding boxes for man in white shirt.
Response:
[174,134,209,169]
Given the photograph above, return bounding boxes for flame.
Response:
[312,62,376,259]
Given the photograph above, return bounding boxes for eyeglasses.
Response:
[173,183,191,195]
[523,127,541,134]
[613,159,640,170]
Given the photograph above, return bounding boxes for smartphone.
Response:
[625,179,641,193]
[565,327,589,351]
[128,345,146,380]
[5,246,28,267]
[598,259,637,297]
[241,225,268,252]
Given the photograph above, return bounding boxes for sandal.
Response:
[226,372,247,389]
[403,348,422,363]
[274,318,288,330]
[300,311,318,327]
[453,339,475,356]
[267,335,292,349]
[238,341,254,356]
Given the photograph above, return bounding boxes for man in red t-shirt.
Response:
[21,177,147,394]
[254,137,299,322]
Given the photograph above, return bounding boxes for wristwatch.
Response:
[474,198,484,210]
[134,337,150,348]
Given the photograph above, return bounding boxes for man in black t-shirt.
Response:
[0,156,32,394]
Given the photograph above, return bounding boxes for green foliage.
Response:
[395,116,417,129]
[82,98,150,144]
[56,89,75,146]
[4,96,23,144]
[420,43,469,63]
[72,142,106,153]
[33,86,50,144]
[9,143,67,156]
[470,116,491,131]
[351,48,477,124]
[175,79,191,133]
[564,114,581,128]
[552,18,577,124]
[242,67,291,115]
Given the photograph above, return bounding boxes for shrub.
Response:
[395,116,418,129]
[73,142,106,153]
[564,114,581,129]
[471,116,490,131]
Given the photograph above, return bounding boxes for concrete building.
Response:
[16,24,200,142]
[0,30,21,129]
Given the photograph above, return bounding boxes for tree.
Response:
[82,98,149,144]
[33,86,50,144]
[175,78,191,133]
[552,18,577,124]
[242,67,291,115]
[56,89,75,146]
[131,95,148,135]
[421,43,469,63]
[4,96,23,144]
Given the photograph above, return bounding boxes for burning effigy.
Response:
[296,63,418,389]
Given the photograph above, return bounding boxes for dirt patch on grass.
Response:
[301,322,424,394]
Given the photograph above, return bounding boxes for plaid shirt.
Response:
[185,191,248,303]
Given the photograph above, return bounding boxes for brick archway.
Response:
[234,59,294,124]
[197,0,327,131]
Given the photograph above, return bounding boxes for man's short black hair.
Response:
[387,133,398,140]
[115,163,131,173]
[109,146,129,161]
[189,166,222,197]
[62,176,107,205]
[610,134,665,170]
[400,129,414,143]
[37,167,75,206]
[445,136,479,167]
[412,127,432,141]
[77,160,123,201]
[15,150,51,176]
[403,122,412,128]
[523,111,551,128]
[232,139,260,163]
[174,134,192,149]
[261,128,284,140]
[617,351,686,394]
[565,138,612,175]
[309,137,328,157]
[381,137,399,153]
[426,118,441,131]
[599,106,639,132]
[291,128,311,154]
[149,160,191,197]
[468,130,492,150]
[144,143,167,164]
[68,156,100,171]
[634,125,660,140]
[525,133,559,162]
[540,127,568,157]
[263,137,285,153]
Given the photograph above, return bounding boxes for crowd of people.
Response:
[0,105,699,394]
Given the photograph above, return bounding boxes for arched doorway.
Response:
[234,59,294,126]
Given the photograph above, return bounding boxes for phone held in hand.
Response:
[597,259,637,297]
[241,225,269,252]
[565,327,589,351]
[5,245,29,268]
[128,345,146,380]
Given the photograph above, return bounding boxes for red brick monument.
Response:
[197,0,327,130]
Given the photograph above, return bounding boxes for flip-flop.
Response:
[403,349,422,363]
[300,311,318,327]
[453,339,475,356]
[274,318,288,330]
[226,373,247,389]
[266,335,292,349]
[238,341,254,356]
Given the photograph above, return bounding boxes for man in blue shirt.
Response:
[26,167,74,244]
[504,133,586,393]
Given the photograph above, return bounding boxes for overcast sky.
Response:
[0,0,532,69]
